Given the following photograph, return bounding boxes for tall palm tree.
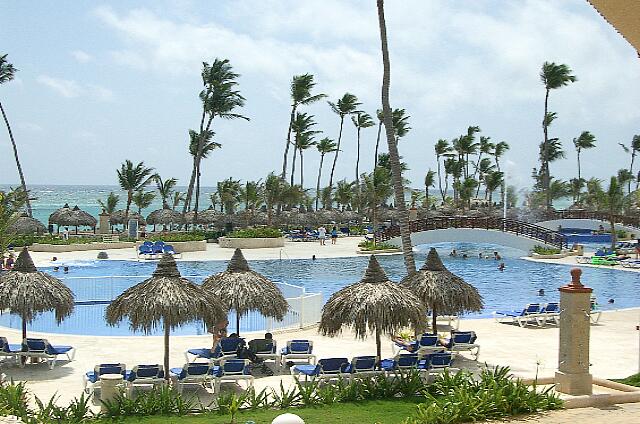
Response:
[473,136,494,179]
[493,141,510,172]
[281,74,326,181]
[217,178,242,214]
[424,170,435,208]
[155,175,178,209]
[474,157,494,198]
[0,54,32,217]
[132,190,156,214]
[434,139,451,202]
[352,112,375,184]
[296,132,318,191]
[184,59,248,214]
[289,112,319,186]
[618,135,640,194]
[453,126,480,178]
[97,192,120,215]
[484,171,503,211]
[572,130,596,203]
[391,108,411,143]
[540,61,577,210]
[264,173,285,225]
[328,93,361,188]
[117,160,155,227]
[171,191,185,212]
[373,109,384,169]
[377,0,415,275]
[315,138,337,210]
[188,129,221,221]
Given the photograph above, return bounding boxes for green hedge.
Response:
[10,235,103,247]
[358,240,398,251]
[532,245,561,255]
[146,230,222,242]
[227,227,282,238]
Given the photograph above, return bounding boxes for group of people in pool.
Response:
[449,249,505,271]
[50,257,69,273]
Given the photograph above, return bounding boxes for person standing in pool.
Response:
[331,226,338,245]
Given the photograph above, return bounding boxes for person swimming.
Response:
[538,289,545,296]
[63,266,69,273]
[498,262,505,272]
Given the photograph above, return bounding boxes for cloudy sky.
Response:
[1,0,639,190]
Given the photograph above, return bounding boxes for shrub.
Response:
[100,385,198,417]
[11,235,103,247]
[532,245,561,255]
[358,240,398,251]
[228,227,282,238]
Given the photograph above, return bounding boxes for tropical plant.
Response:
[434,139,452,202]
[132,190,156,214]
[424,170,435,208]
[188,128,220,219]
[281,73,326,181]
[573,130,596,199]
[264,172,285,225]
[0,54,32,217]
[172,191,185,211]
[334,180,355,211]
[116,160,155,227]
[474,157,495,198]
[328,93,361,188]
[184,59,248,214]
[239,180,263,226]
[290,112,319,186]
[459,177,478,210]
[293,119,320,189]
[453,126,480,179]
[97,192,120,214]
[315,138,338,210]
[154,175,177,209]
[217,177,242,214]
[601,176,625,249]
[619,135,640,194]
[617,168,634,195]
[540,61,577,210]
[373,109,384,169]
[227,227,281,238]
[320,185,333,209]
[352,112,375,210]
[493,140,510,204]
[0,188,27,254]
[569,178,585,205]
[473,136,494,179]
[484,171,503,210]
[361,167,393,244]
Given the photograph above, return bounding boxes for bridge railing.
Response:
[546,210,640,229]
[377,216,567,249]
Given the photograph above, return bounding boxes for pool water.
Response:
[1,242,637,336]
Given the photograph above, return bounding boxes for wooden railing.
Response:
[377,216,568,249]
[545,210,640,229]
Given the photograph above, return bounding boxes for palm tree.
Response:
[264,173,285,225]
[473,136,494,179]
[315,138,337,210]
[377,0,415,275]
[484,171,503,211]
[334,180,355,211]
[373,109,384,168]
[0,54,32,217]
[617,169,634,195]
[391,108,411,143]
[618,135,640,194]
[208,192,219,211]
[117,160,155,228]
[184,59,248,214]
[328,93,361,188]
[171,191,185,211]
[572,131,596,203]
[155,175,177,209]
[97,192,120,215]
[281,74,326,181]
[475,157,495,198]
[453,126,480,179]
[290,112,319,186]
[540,61,577,210]
[239,180,263,226]
[569,178,585,205]
[493,140,510,205]
[601,176,624,249]
[132,190,156,214]
[459,177,478,211]
[352,112,375,185]
[424,170,435,208]
[217,178,242,214]
[361,167,393,237]
[434,139,451,202]
[188,129,221,221]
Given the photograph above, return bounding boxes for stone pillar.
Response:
[100,374,124,411]
[555,268,593,395]
[98,211,110,235]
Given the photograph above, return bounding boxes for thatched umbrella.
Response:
[319,255,427,359]
[0,248,74,342]
[401,248,483,332]
[72,205,97,230]
[109,210,146,226]
[106,254,226,381]
[48,203,71,232]
[147,208,184,230]
[198,207,220,225]
[202,249,288,336]
[8,214,47,234]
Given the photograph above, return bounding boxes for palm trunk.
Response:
[315,154,325,211]
[236,313,241,336]
[193,164,201,224]
[542,88,551,211]
[610,215,617,250]
[20,314,27,365]
[425,186,429,208]
[377,0,416,276]
[576,150,581,203]
[163,323,170,382]
[437,156,445,202]
[375,328,381,361]
[432,307,437,334]
[267,204,273,226]
[282,106,297,180]
[299,149,304,190]
[374,121,382,169]
[184,111,213,212]
[328,117,345,189]
[125,191,132,229]
[356,127,362,212]
[290,147,298,187]
[629,153,635,194]
[1,102,33,217]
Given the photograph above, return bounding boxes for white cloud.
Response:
[71,50,92,63]
[17,122,43,133]
[37,75,114,101]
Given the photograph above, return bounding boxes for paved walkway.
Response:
[502,403,640,423]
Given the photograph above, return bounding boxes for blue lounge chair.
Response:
[426,352,455,375]
[249,339,280,369]
[380,353,420,375]
[170,362,217,393]
[291,357,349,382]
[494,303,541,327]
[152,241,165,254]
[19,338,76,369]
[416,334,446,355]
[126,364,165,392]
[536,302,560,326]
[443,331,480,360]
[83,363,126,394]
[138,244,155,259]
[281,340,315,367]
[0,337,22,364]
[344,356,383,380]
[213,359,253,393]
[186,337,245,363]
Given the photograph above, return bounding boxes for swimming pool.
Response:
[1,242,637,336]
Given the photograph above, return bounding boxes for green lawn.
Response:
[614,373,640,387]
[107,398,423,424]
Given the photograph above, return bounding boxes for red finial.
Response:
[570,268,583,287]
[560,267,592,293]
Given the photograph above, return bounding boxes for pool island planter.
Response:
[218,236,285,249]
[30,241,135,253]
[135,240,206,253]
[356,248,402,255]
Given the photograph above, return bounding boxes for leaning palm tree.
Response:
[107,254,226,382]
[97,192,120,215]
[540,61,577,210]
[473,136,494,179]
[117,160,155,228]
[352,112,375,184]
[202,249,288,336]
[424,170,435,208]
[296,131,318,190]
[282,74,326,181]
[484,171,504,211]
[290,112,319,186]
[155,175,178,209]
[376,0,415,275]
[0,54,32,217]
[320,255,426,360]
[618,135,640,194]
[264,172,285,225]
[328,93,361,188]
[315,138,337,210]
[132,190,156,214]
[493,141,510,204]
[434,139,451,202]
[572,131,596,203]
[401,248,482,333]
[189,129,221,222]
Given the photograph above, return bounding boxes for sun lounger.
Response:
[83,363,126,394]
[343,356,383,380]
[185,337,245,363]
[416,334,447,355]
[281,340,315,367]
[575,256,591,264]
[248,339,280,370]
[291,357,350,382]
[19,338,76,369]
[137,245,156,260]
[591,256,617,266]
[380,353,421,375]
[213,359,254,393]
[443,331,480,360]
[425,352,457,376]
[494,303,541,327]
[170,362,217,393]
[125,364,165,393]
[535,302,560,326]
[0,337,22,364]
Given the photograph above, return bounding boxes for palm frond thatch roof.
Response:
[48,203,71,224]
[0,247,74,324]
[319,255,427,340]
[48,205,96,227]
[109,210,147,225]
[202,248,288,320]
[7,215,47,234]
[146,208,185,225]
[72,205,98,227]
[400,247,483,316]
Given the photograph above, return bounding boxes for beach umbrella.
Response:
[48,203,71,232]
[71,206,97,231]
[147,208,184,229]
[202,248,288,336]
[106,253,226,381]
[198,207,221,225]
[0,247,74,342]
[319,255,427,359]
[401,248,483,332]
[8,214,47,234]
[109,210,146,226]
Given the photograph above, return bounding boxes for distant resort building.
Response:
[588,0,640,56]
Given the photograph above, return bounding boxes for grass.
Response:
[614,373,640,387]
[358,240,399,251]
[103,397,423,424]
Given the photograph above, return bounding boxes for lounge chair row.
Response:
[137,241,180,259]
[392,332,480,360]
[0,337,75,369]
[494,302,601,327]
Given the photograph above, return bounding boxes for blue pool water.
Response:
[1,242,638,336]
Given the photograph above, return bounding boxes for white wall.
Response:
[536,219,638,236]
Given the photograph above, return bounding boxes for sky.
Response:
[1,0,639,191]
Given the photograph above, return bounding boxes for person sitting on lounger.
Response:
[392,336,419,352]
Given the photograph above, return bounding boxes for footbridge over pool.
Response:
[536,210,640,235]
[377,216,567,251]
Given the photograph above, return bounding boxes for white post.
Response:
[299,288,306,329]
[502,169,507,231]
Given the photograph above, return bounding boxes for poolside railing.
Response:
[60,276,323,333]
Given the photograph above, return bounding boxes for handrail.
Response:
[377,216,567,249]
[545,210,640,230]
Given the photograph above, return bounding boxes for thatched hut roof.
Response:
[109,210,147,226]
[49,205,96,227]
[8,215,47,234]
[198,208,221,224]
[72,205,97,227]
[202,248,288,334]
[48,203,70,224]
[401,248,483,328]
[319,255,426,357]
[0,248,74,338]
[147,208,185,225]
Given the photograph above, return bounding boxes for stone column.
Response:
[555,268,593,395]
[100,374,124,411]
[98,210,110,235]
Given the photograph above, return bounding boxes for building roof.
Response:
[588,0,640,56]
